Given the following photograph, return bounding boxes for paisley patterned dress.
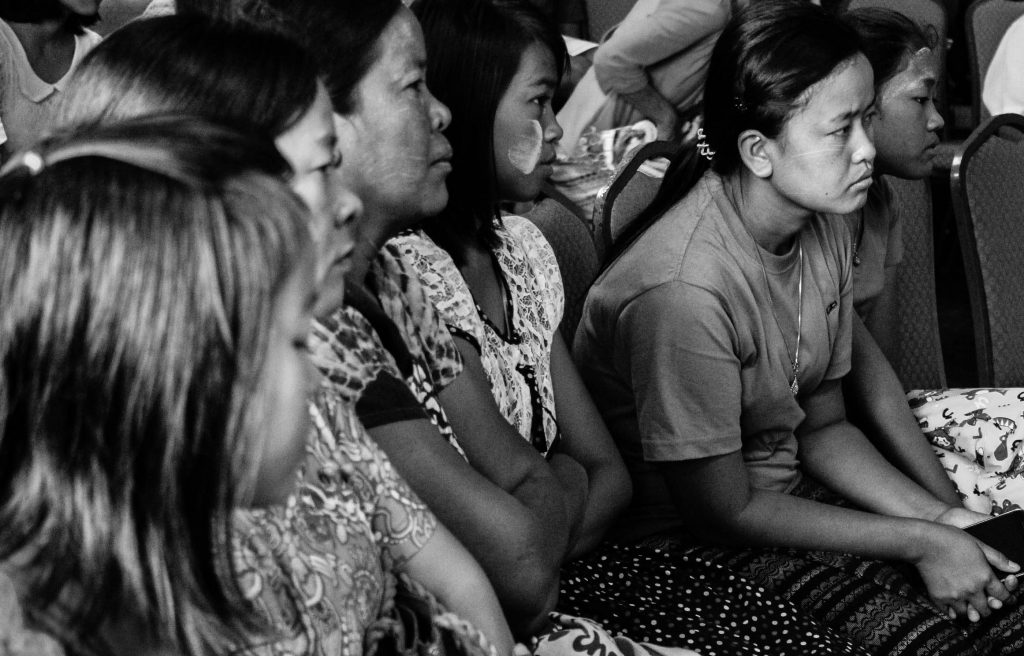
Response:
[233,390,438,656]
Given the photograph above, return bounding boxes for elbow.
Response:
[498,548,561,639]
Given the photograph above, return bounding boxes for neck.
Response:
[7,17,69,48]
[727,169,812,255]
[345,206,391,283]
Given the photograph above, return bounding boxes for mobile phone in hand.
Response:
[964,508,1024,577]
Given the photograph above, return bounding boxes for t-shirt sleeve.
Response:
[620,280,742,462]
[356,370,430,428]
[592,0,729,95]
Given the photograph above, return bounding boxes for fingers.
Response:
[978,542,1020,576]
[1004,573,1020,594]
[986,573,1013,604]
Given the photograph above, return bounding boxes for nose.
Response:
[853,118,876,168]
[543,106,563,145]
[330,184,361,255]
[927,102,945,133]
[426,86,451,132]
[332,185,362,232]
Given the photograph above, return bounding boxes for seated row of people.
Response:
[2,1,1023,656]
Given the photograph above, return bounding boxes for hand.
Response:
[548,453,588,543]
[655,114,680,142]
[915,525,1016,622]
[934,506,991,529]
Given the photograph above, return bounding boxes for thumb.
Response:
[978,541,1020,574]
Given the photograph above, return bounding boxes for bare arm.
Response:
[400,522,517,656]
[368,415,561,638]
[661,443,1015,621]
[548,332,631,558]
[618,86,680,141]
[844,314,961,506]
[442,337,588,542]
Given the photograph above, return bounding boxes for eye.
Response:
[913,96,928,105]
[407,77,426,95]
[831,124,851,138]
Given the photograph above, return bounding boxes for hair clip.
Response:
[696,128,715,161]
[21,151,44,175]
[733,96,748,113]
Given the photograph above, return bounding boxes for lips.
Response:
[851,173,873,189]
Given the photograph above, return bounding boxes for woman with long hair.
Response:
[56,15,518,656]
[0,116,316,656]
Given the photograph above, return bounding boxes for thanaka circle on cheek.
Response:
[507,120,543,175]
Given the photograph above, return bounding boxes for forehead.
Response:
[372,8,426,79]
[508,42,558,89]
[790,54,874,124]
[883,48,938,92]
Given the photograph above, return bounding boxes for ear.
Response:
[737,129,773,179]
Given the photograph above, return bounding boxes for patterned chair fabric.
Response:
[951,113,1024,386]
[840,0,949,128]
[966,0,1024,126]
[878,177,948,390]
[526,197,601,343]
[596,139,680,255]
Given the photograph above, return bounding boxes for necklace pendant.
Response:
[790,377,799,396]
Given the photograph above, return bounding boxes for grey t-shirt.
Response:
[574,171,853,541]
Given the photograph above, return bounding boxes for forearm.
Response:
[618,85,679,140]
[845,317,961,506]
[564,458,631,559]
[799,417,949,521]
[663,455,934,563]
[547,453,588,547]
[369,421,562,636]
[402,524,517,655]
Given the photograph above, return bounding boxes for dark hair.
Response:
[843,7,935,91]
[176,0,292,32]
[0,0,99,32]
[249,0,403,115]
[57,14,318,142]
[414,0,568,265]
[0,116,308,655]
[607,0,863,265]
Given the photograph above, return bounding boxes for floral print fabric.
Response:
[232,390,437,656]
[308,243,464,454]
[911,387,1024,515]
[392,217,564,456]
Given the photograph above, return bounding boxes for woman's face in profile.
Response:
[870,48,944,179]
[275,81,361,316]
[761,54,877,216]
[334,7,453,229]
[250,247,320,507]
[492,42,563,203]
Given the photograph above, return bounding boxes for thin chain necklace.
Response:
[752,240,804,396]
[725,177,804,396]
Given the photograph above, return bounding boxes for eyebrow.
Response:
[528,76,559,92]
[828,95,876,124]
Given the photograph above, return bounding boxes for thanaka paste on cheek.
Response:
[507,120,543,175]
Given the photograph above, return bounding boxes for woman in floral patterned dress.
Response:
[53,15,518,656]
